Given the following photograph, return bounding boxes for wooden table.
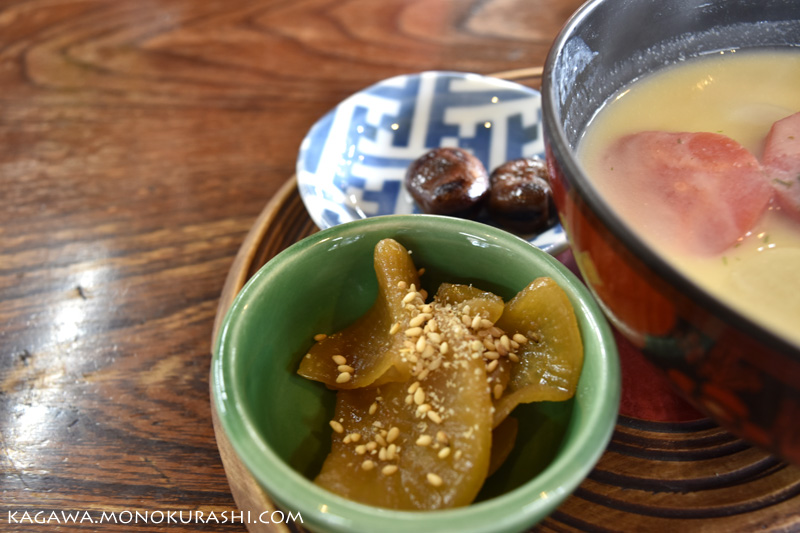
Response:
[0,0,580,530]
[3,1,800,532]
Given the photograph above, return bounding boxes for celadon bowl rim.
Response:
[212,214,620,533]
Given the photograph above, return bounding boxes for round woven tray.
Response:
[211,70,800,533]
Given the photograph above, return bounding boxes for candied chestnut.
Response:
[488,157,558,234]
[405,147,489,216]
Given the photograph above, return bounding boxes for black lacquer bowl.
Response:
[541,0,800,465]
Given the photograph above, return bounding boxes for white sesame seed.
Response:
[408,381,420,394]
[369,402,378,415]
[389,322,401,335]
[329,420,344,433]
[508,352,520,363]
[331,355,347,365]
[337,364,355,373]
[415,336,427,353]
[493,384,504,399]
[314,333,328,342]
[361,459,375,471]
[438,447,451,459]
[427,411,443,424]
[336,372,352,384]
[387,427,400,443]
[513,333,528,344]
[471,315,482,330]
[355,444,367,455]
[416,435,432,446]
[402,292,417,304]
[405,326,423,337]
[409,314,427,328]
[382,465,398,476]
[426,473,443,487]
[414,387,426,405]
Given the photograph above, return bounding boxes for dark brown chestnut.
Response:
[488,157,558,234]
[404,147,490,216]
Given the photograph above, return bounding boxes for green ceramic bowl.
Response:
[212,214,620,533]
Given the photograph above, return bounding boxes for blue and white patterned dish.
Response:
[296,71,567,255]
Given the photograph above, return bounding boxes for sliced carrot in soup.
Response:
[763,111,800,219]
[599,131,771,254]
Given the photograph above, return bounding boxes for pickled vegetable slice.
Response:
[297,239,421,389]
[434,283,504,323]
[493,277,584,426]
[314,303,492,510]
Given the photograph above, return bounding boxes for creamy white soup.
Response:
[578,49,800,348]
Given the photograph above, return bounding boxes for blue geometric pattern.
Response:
[297,71,566,254]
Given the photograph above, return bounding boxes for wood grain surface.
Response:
[0,1,581,531]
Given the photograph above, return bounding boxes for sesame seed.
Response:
[500,335,512,351]
[480,319,494,329]
[414,387,426,405]
[484,351,500,360]
[397,281,408,289]
[389,322,401,335]
[369,402,378,415]
[387,427,400,443]
[471,315,483,330]
[337,364,355,373]
[329,420,344,433]
[355,445,367,455]
[454,450,463,460]
[416,435,432,446]
[438,447,451,459]
[386,444,397,460]
[374,434,387,447]
[508,352,520,363]
[361,460,375,471]
[379,447,387,461]
[513,333,528,344]
[408,381,420,394]
[348,433,362,442]
[409,314,427,328]
[314,333,328,342]
[336,372,352,384]
[331,355,347,365]
[418,267,426,276]
[427,411,443,424]
[382,465,398,476]
[405,326,424,338]
[436,431,448,444]
[470,340,483,352]
[426,473,443,487]
[487,359,499,372]
[415,336,427,353]
[402,292,417,304]
[483,338,496,351]
[417,403,432,414]
[439,342,449,354]
[366,441,378,451]
[405,394,414,405]
[493,383,504,399]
